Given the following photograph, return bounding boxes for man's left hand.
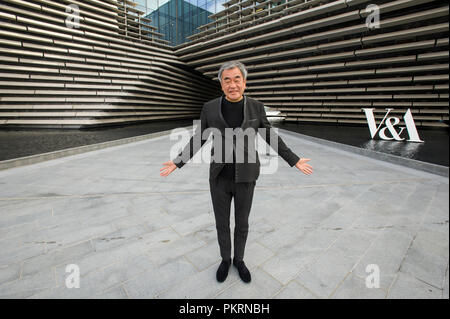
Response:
[295,158,313,175]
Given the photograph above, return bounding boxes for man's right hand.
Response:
[160,160,178,177]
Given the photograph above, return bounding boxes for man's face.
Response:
[221,67,246,102]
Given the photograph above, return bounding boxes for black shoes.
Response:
[216,258,252,283]
[216,259,231,282]
[233,258,251,283]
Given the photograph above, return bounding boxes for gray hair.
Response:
[218,61,248,83]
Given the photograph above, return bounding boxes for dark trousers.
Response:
[209,176,256,261]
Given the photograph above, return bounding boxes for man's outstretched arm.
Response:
[160,105,209,177]
[258,104,313,175]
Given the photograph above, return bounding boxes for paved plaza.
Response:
[0,129,448,299]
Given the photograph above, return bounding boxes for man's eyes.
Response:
[224,79,241,84]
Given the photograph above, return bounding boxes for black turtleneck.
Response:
[219,97,244,180]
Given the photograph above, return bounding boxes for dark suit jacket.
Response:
[173,95,300,182]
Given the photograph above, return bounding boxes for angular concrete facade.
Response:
[0,0,221,128]
[177,0,449,128]
[0,0,448,128]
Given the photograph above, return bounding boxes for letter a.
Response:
[66,4,80,29]
[365,264,380,289]
[403,109,424,143]
[65,264,80,288]
[365,4,380,29]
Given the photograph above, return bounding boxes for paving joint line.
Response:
[292,182,399,293]
[330,229,386,298]
[442,261,449,299]
[0,178,434,201]
[385,185,439,297]
[293,278,322,299]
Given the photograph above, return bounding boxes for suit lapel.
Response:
[218,95,229,128]
[241,95,248,129]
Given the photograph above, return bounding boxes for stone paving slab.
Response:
[0,130,448,299]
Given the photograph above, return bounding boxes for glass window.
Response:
[139,0,225,45]
[159,0,170,7]
[146,0,159,10]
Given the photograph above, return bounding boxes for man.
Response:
[160,61,313,283]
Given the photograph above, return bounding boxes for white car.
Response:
[264,106,285,123]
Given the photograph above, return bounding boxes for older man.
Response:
[160,61,313,283]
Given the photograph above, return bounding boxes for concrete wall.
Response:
[175,0,449,128]
[0,0,221,128]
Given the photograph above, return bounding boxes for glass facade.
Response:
[131,0,227,46]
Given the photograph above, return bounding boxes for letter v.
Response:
[362,108,392,138]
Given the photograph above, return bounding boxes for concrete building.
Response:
[0,0,222,128]
[0,0,448,128]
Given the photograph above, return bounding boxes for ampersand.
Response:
[378,117,405,141]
